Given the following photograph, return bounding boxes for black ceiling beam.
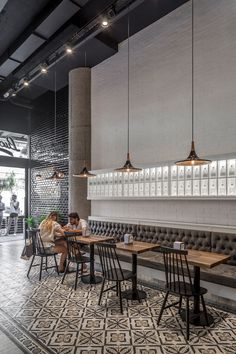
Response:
[70,0,117,28]
[96,32,118,52]
[0,0,64,67]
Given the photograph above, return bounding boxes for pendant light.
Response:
[73,52,96,178]
[115,10,142,173]
[47,70,65,180]
[175,0,211,166]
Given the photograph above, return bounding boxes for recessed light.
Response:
[12,92,16,97]
[23,80,29,87]
[101,19,109,28]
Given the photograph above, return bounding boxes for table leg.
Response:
[180,266,213,326]
[81,244,102,284]
[122,254,146,300]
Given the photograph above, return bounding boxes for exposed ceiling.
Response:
[0,0,189,102]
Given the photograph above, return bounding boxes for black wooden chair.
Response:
[61,238,90,290]
[157,247,208,340]
[27,229,59,281]
[97,242,135,314]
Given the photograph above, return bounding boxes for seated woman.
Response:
[39,211,67,273]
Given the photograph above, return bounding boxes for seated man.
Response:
[64,212,88,234]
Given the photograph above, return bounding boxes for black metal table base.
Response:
[180,309,214,326]
[122,289,147,300]
[81,274,102,284]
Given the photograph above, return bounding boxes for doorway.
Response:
[0,166,25,241]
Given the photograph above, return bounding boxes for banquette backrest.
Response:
[135,225,211,251]
[211,232,236,265]
[89,220,211,251]
[89,220,136,242]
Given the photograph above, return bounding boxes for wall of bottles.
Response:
[87,159,236,199]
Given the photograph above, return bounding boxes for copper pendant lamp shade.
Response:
[73,165,96,178]
[175,0,211,167]
[175,141,212,166]
[115,10,141,173]
[115,153,142,172]
[47,169,65,180]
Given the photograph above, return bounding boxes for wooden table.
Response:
[64,233,114,284]
[182,249,230,326]
[116,241,160,300]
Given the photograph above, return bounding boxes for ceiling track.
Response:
[2,0,145,99]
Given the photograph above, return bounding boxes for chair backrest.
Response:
[97,243,124,281]
[160,246,193,295]
[66,237,83,262]
[31,229,46,255]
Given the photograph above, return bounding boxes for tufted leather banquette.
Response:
[89,220,211,251]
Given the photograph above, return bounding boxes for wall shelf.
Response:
[87,158,236,200]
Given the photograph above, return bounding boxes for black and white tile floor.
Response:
[0,241,236,354]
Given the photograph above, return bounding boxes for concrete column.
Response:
[69,67,91,219]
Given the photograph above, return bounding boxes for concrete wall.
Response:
[91,0,236,227]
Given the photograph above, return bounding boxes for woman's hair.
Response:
[41,211,58,233]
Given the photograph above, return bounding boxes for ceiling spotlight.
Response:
[101,19,109,28]
[41,65,48,74]
[3,91,10,98]
[66,46,73,54]
[12,92,16,97]
[23,80,29,87]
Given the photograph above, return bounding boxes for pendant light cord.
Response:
[127,10,130,155]
[191,0,194,143]
[54,70,57,145]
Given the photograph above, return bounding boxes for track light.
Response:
[101,19,109,28]
[41,65,48,74]
[66,46,73,54]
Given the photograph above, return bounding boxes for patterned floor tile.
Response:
[76,330,105,346]
[105,330,132,345]
[104,346,134,354]
[50,331,78,346]
[0,241,236,354]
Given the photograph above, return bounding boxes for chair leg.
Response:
[54,254,59,275]
[27,254,35,278]
[157,291,169,325]
[74,263,80,291]
[39,257,43,281]
[178,296,183,314]
[61,261,70,284]
[186,297,190,341]
[201,295,209,326]
[118,281,123,314]
[45,256,48,272]
[98,278,106,305]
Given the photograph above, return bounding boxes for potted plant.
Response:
[25,216,37,230]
